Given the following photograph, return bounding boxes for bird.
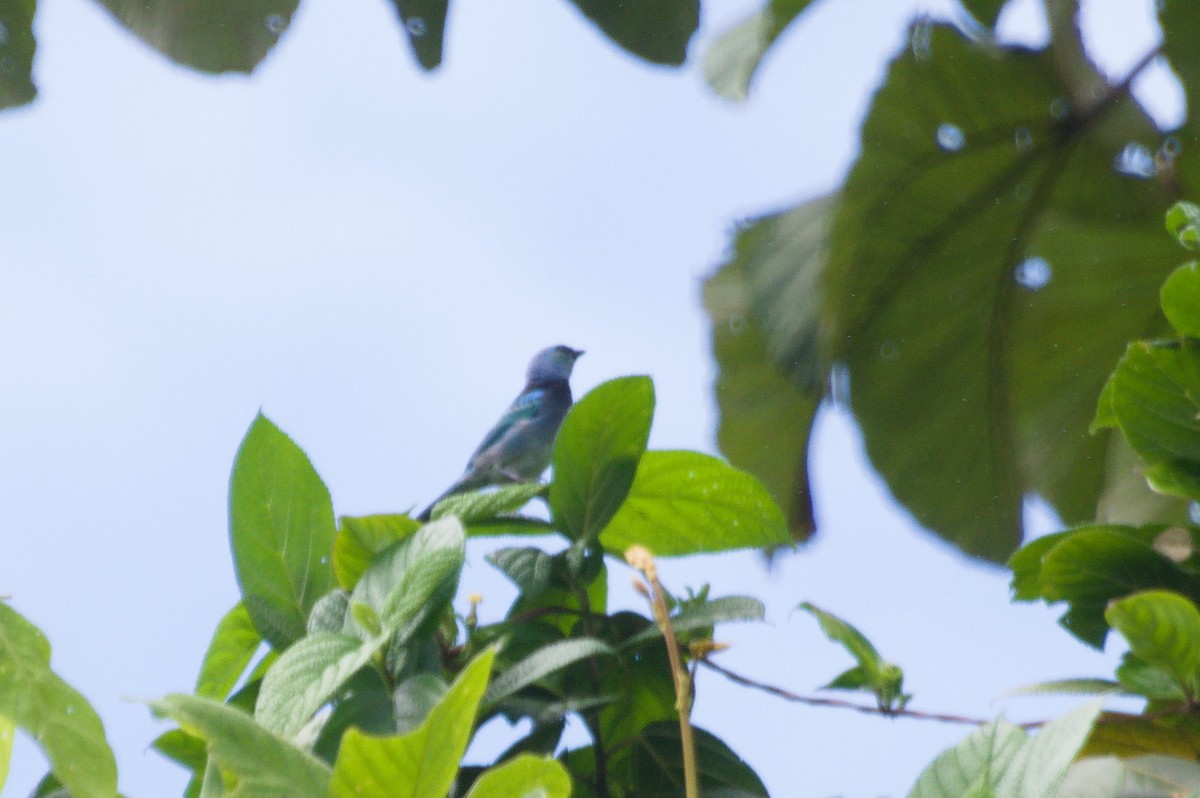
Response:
[417,345,584,521]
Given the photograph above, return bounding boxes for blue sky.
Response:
[0,0,1176,795]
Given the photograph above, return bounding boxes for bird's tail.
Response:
[415,473,484,522]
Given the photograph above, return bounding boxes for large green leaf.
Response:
[550,377,654,542]
[703,0,818,102]
[195,603,262,701]
[703,204,825,540]
[1160,262,1200,338]
[333,514,420,591]
[483,638,613,708]
[565,0,698,67]
[711,24,1185,562]
[1010,524,1200,648]
[93,0,298,74]
[598,450,789,555]
[229,413,336,648]
[0,714,12,793]
[328,648,496,798]
[0,0,36,110]
[464,754,572,798]
[1106,591,1200,697]
[150,694,330,798]
[909,701,1102,798]
[627,722,769,797]
[0,603,117,798]
[255,631,370,739]
[1160,0,1200,130]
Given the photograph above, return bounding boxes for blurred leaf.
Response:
[94,0,298,74]
[328,648,496,798]
[621,595,765,649]
[599,450,789,555]
[550,376,654,542]
[1081,713,1200,760]
[229,413,336,648]
[308,590,351,635]
[392,673,446,735]
[704,0,817,102]
[0,715,12,794]
[1114,652,1187,702]
[464,754,572,798]
[255,631,371,739]
[195,603,262,701]
[488,547,554,597]
[384,0,448,70]
[1009,525,1200,648]
[313,668,396,764]
[0,603,117,798]
[1106,342,1200,469]
[1001,678,1123,698]
[1160,0,1200,132]
[0,0,36,110]
[703,201,827,540]
[960,0,1008,27]
[1165,202,1200,252]
[483,638,613,708]
[430,483,546,523]
[1055,756,1125,798]
[1106,591,1200,696]
[909,701,1102,798]
[1122,754,1200,793]
[566,0,698,67]
[628,722,769,797]
[333,514,420,590]
[150,693,330,797]
[818,25,1179,561]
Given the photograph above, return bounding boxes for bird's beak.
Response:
[571,349,585,360]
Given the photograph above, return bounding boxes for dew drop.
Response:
[879,341,900,361]
[936,123,965,152]
[1014,256,1052,290]
[406,16,428,37]
[727,315,746,335]
[1114,142,1156,178]
[0,55,14,76]
[1049,97,1069,121]
[265,14,286,34]
[1013,181,1032,202]
[0,22,9,47]
[1013,127,1033,153]
[1162,136,1183,158]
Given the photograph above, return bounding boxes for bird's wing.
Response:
[467,387,545,463]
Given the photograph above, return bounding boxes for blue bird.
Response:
[417,345,584,521]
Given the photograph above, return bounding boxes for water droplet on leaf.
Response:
[879,341,899,361]
[1114,142,1156,178]
[1013,127,1033,152]
[406,16,428,37]
[265,14,286,34]
[1014,256,1052,290]
[936,123,965,152]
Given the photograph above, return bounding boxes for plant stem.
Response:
[1043,0,1107,110]
[626,546,700,798]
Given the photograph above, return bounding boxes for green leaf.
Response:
[329,648,497,798]
[483,638,613,708]
[550,376,654,542]
[488,547,554,597]
[1160,1,1200,139]
[362,516,465,633]
[622,595,765,649]
[0,603,117,798]
[464,754,572,798]
[628,722,768,797]
[1107,341,1200,466]
[1000,678,1124,699]
[599,450,789,555]
[312,667,396,764]
[333,514,420,590]
[1009,525,1200,648]
[150,693,330,798]
[254,631,373,739]
[229,413,336,648]
[565,0,697,67]
[993,700,1104,798]
[94,0,298,74]
[349,601,382,638]
[383,0,447,70]
[1081,713,1200,760]
[820,25,1179,561]
[0,0,36,110]
[308,589,351,635]
[1162,262,1200,337]
[703,202,826,540]
[0,714,13,794]
[195,603,262,700]
[800,602,910,709]
[1106,591,1200,696]
[1165,203,1200,253]
[909,719,1024,797]
[703,0,818,102]
[1114,652,1187,702]
[392,673,447,735]
[960,0,1008,27]
[430,483,546,523]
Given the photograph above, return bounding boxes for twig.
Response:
[626,546,700,798]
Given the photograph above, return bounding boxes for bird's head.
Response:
[526,345,584,384]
